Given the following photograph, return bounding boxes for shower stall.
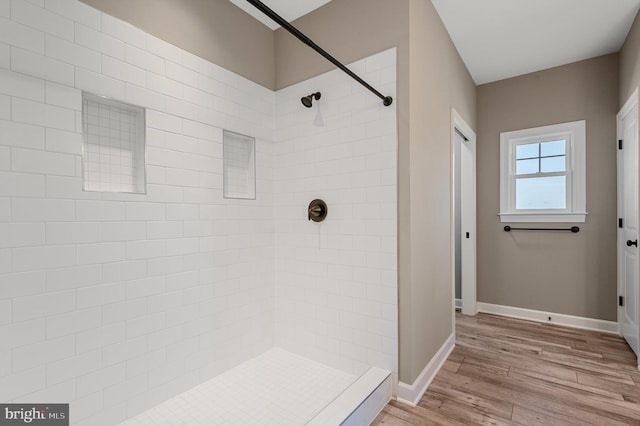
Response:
[0,1,397,424]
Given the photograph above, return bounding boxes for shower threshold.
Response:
[119,348,391,426]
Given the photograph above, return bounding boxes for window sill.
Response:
[499,212,587,223]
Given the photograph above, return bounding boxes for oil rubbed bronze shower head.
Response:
[301,92,321,108]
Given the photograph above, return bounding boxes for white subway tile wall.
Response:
[0,1,275,424]
[0,1,398,424]
[274,48,398,376]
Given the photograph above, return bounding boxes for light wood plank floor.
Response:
[372,312,640,425]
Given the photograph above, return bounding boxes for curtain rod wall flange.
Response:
[245,0,393,107]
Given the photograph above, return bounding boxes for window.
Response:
[82,93,146,194]
[223,130,256,199]
[500,120,586,222]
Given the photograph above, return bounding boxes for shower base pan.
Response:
[119,348,391,426]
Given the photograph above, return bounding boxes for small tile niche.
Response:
[82,92,146,194]
[223,130,256,199]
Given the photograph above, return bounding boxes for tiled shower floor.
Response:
[119,348,357,426]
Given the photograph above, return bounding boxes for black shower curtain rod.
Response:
[245,0,393,107]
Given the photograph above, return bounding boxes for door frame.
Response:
[617,89,639,351]
[451,108,477,318]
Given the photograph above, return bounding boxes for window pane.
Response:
[541,140,565,157]
[516,159,539,175]
[541,156,566,173]
[516,143,539,159]
[516,176,566,209]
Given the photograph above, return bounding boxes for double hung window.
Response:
[499,120,586,222]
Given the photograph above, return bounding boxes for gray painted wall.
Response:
[477,54,619,321]
[403,0,475,383]
[274,0,408,91]
[621,9,640,107]
[79,0,276,89]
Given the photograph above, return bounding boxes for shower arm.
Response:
[245,0,393,107]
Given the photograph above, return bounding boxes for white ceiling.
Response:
[228,0,333,30]
[232,0,640,85]
[431,0,640,84]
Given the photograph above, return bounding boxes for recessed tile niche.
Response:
[82,93,146,194]
[223,129,256,199]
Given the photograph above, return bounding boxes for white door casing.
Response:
[618,89,640,361]
[451,109,477,318]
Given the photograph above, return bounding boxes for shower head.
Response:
[301,92,321,108]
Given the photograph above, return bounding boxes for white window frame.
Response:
[499,120,586,223]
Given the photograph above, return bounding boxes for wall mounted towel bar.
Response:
[504,226,580,233]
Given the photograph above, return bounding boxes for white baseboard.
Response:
[396,333,455,407]
[477,302,619,334]
[455,298,462,309]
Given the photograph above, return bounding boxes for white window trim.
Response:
[499,120,586,223]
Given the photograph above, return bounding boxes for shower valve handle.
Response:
[308,206,322,216]
[308,199,328,222]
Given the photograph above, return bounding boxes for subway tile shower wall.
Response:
[0,1,275,424]
[0,1,398,425]
[274,49,398,377]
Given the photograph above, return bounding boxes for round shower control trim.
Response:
[308,199,328,222]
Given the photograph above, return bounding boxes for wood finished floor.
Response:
[372,312,640,425]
